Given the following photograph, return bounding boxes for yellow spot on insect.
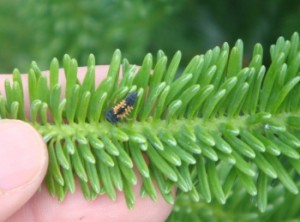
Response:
[116,106,133,119]
[112,100,126,114]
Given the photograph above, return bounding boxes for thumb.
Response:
[0,120,48,221]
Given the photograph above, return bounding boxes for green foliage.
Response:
[0,0,299,72]
[1,33,300,221]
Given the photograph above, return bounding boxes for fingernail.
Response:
[0,120,47,192]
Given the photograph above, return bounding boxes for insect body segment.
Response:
[105,92,138,123]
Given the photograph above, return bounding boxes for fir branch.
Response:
[1,32,300,220]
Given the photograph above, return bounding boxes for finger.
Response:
[7,177,174,222]
[0,120,48,221]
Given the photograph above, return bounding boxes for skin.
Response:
[0,66,174,222]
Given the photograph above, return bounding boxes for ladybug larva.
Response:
[105,92,137,123]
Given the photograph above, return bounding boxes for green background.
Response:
[0,0,299,73]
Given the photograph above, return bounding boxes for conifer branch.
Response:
[1,33,300,220]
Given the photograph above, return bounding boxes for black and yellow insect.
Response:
[105,92,138,123]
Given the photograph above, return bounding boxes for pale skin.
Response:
[0,66,174,222]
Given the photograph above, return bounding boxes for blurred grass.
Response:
[0,0,299,73]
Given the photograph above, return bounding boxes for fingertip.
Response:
[0,119,48,221]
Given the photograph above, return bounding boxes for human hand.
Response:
[0,66,173,222]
